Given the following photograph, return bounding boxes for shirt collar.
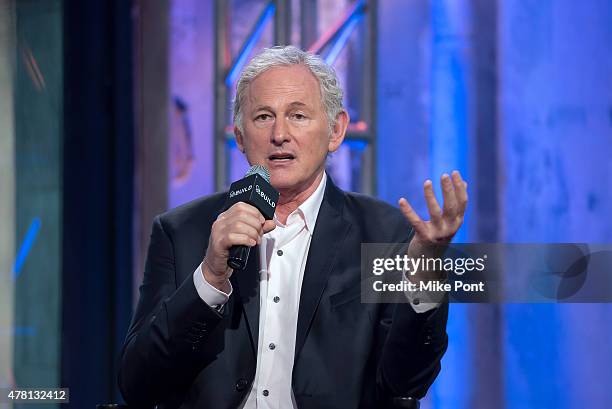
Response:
[275,171,327,235]
[297,171,326,234]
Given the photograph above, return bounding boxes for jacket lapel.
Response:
[294,177,350,360]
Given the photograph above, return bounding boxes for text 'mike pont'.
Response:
[223,165,280,270]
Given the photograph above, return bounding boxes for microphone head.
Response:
[225,164,278,219]
[245,165,270,183]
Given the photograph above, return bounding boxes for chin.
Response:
[270,176,297,192]
[271,173,323,196]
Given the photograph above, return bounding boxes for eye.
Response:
[255,113,273,121]
[290,112,308,121]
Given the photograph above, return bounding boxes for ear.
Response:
[328,110,349,153]
[234,126,245,153]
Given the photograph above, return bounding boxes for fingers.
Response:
[212,219,260,249]
[220,213,264,238]
[213,202,271,250]
[225,202,266,223]
[400,171,469,245]
[451,170,468,214]
[230,221,263,244]
[423,180,442,224]
[225,232,260,247]
[398,198,428,238]
[441,173,458,219]
[223,218,275,247]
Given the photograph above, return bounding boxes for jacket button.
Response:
[235,378,248,391]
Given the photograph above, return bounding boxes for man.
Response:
[119,46,467,409]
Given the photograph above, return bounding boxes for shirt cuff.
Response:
[402,270,441,313]
[193,262,233,308]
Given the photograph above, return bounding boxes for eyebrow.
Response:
[287,101,308,108]
[252,101,309,112]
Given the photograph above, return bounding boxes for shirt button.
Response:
[273,296,280,303]
[277,249,283,256]
[269,343,276,350]
[263,389,269,397]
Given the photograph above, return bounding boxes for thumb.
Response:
[262,219,277,234]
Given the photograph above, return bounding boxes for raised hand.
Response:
[398,170,468,259]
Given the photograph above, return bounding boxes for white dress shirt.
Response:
[194,173,326,408]
[192,172,437,408]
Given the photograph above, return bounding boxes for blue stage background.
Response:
[378,1,612,408]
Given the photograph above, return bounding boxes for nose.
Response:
[271,117,290,146]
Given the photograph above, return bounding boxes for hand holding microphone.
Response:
[202,166,279,292]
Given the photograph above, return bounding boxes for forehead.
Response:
[246,64,322,109]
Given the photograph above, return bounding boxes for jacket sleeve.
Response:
[118,215,225,408]
[368,209,448,402]
[377,299,449,401]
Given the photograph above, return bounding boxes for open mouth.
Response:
[268,153,295,162]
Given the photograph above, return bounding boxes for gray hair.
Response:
[233,45,344,134]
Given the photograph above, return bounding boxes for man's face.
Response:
[236,64,347,195]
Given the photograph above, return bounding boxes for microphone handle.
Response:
[227,245,251,270]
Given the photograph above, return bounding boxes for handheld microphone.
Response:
[224,165,279,270]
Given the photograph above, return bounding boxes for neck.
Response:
[275,171,324,224]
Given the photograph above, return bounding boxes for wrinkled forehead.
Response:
[245,64,323,110]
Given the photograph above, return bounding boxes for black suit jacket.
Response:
[119,177,448,409]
